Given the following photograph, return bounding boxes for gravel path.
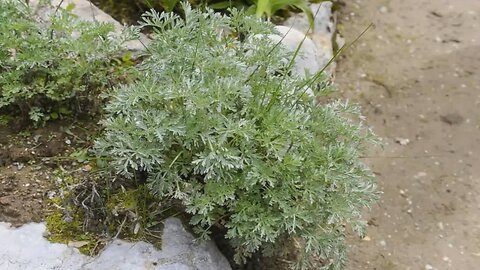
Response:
[336,0,480,269]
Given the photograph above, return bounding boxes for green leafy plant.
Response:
[0,0,137,124]
[95,4,376,269]
[255,0,313,25]
[209,0,314,27]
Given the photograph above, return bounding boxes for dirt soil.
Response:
[0,121,94,226]
[335,0,480,269]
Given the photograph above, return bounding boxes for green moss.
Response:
[104,186,161,242]
[45,211,100,255]
[106,188,143,211]
[46,171,166,253]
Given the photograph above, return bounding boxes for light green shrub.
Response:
[95,4,377,269]
[0,0,136,124]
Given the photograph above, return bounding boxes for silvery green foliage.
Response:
[96,4,377,269]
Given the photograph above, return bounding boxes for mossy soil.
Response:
[0,116,169,255]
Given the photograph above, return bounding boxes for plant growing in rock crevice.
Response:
[95,4,377,269]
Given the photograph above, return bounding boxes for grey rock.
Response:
[270,26,322,78]
[282,1,336,72]
[0,218,231,270]
[0,222,87,270]
[263,26,319,97]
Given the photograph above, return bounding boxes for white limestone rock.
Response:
[0,222,87,270]
[0,218,231,270]
[270,26,322,78]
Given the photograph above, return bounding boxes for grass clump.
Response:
[95,4,377,269]
[0,0,137,124]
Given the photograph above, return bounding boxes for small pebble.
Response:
[437,222,444,230]
[379,6,388,13]
[395,137,410,146]
[82,164,93,172]
[414,172,427,179]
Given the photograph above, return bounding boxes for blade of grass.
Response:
[290,22,375,108]
[263,2,324,112]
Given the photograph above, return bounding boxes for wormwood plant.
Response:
[0,0,136,124]
[95,4,377,269]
